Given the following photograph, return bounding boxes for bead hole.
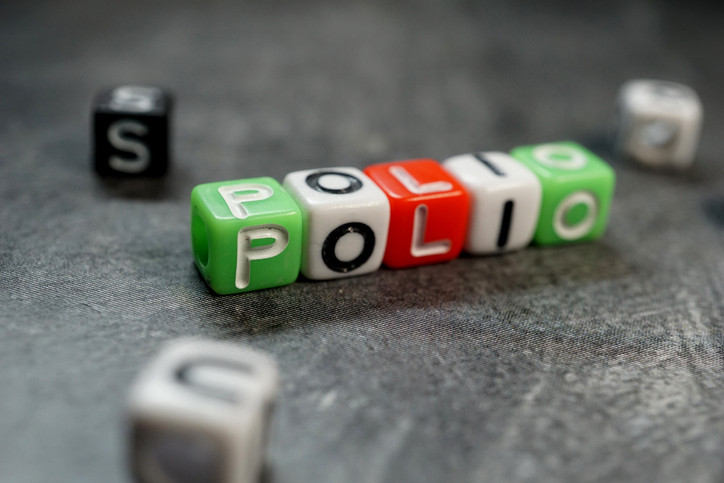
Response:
[192,213,209,267]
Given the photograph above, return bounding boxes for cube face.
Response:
[615,79,702,169]
[510,142,615,245]
[132,422,226,483]
[443,151,541,254]
[93,85,172,176]
[129,339,279,483]
[363,159,470,268]
[283,167,390,280]
[191,177,302,294]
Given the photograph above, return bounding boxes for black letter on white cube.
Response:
[93,85,172,176]
[128,339,279,483]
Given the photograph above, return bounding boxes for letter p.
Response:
[236,225,290,289]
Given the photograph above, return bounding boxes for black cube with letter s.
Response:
[92,85,172,177]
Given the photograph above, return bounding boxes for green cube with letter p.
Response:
[191,177,302,294]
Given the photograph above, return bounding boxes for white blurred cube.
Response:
[128,338,279,483]
[615,79,703,169]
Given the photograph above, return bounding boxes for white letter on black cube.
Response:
[93,85,172,176]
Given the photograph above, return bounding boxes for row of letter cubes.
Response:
[191,141,615,294]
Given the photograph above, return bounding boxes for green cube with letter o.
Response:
[511,142,615,245]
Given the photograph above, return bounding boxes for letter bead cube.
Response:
[443,152,542,254]
[615,79,703,169]
[511,142,615,245]
[283,167,390,280]
[364,159,470,268]
[129,338,279,483]
[191,177,302,294]
[93,85,172,176]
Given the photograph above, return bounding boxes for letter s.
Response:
[108,120,150,173]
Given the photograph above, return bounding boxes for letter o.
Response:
[305,171,363,194]
[321,222,375,273]
[553,191,598,240]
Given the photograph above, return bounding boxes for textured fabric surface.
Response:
[1,1,724,482]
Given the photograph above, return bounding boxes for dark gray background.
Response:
[2,1,724,482]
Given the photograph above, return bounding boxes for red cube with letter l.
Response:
[364,159,470,269]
